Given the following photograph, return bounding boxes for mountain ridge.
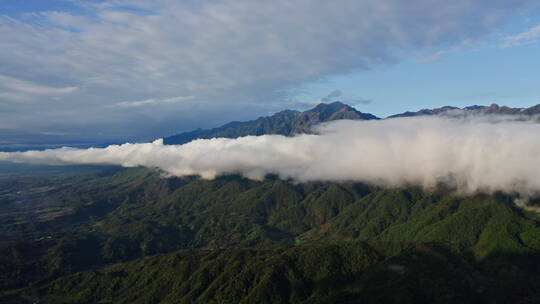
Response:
[164,101,540,145]
[163,102,378,145]
[388,103,540,118]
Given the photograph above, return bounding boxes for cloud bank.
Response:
[2,116,540,199]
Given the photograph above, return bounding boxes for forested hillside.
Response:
[1,165,539,303]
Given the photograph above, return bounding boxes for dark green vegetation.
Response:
[1,165,539,303]
[163,102,378,145]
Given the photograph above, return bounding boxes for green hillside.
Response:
[1,166,539,303]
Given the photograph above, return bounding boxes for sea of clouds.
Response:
[2,116,540,200]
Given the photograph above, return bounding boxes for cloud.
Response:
[0,0,537,140]
[321,90,343,102]
[417,38,477,63]
[311,90,370,106]
[0,74,78,102]
[504,22,540,47]
[418,49,451,63]
[106,96,195,108]
[3,116,540,204]
[342,97,372,105]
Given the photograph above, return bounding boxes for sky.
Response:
[1,0,540,145]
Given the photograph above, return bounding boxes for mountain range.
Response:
[164,102,378,145]
[164,102,540,145]
[389,103,540,118]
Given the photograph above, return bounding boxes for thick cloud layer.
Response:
[2,116,540,198]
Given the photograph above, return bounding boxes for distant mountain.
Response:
[163,102,378,145]
[165,102,540,145]
[388,103,540,118]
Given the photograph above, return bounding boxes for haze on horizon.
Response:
[1,0,540,146]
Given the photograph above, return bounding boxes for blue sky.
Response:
[1,0,540,144]
[296,39,540,117]
[0,0,78,14]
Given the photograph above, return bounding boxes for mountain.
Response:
[164,101,540,146]
[388,103,540,118]
[163,102,378,145]
[522,104,540,115]
[387,106,460,118]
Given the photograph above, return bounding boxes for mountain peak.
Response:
[489,103,500,109]
[163,102,378,145]
[309,101,354,114]
[306,101,378,121]
[311,101,351,110]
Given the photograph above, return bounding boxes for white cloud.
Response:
[0,0,537,139]
[3,116,540,203]
[504,22,540,47]
[0,74,78,102]
[106,96,195,108]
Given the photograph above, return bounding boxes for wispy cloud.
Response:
[321,90,343,102]
[503,22,540,47]
[307,90,371,107]
[418,49,452,63]
[0,74,78,102]
[342,97,372,106]
[106,96,195,108]
[417,38,477,63]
